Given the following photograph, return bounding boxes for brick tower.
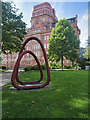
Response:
[24,2,58,66]
[1,2,80,68]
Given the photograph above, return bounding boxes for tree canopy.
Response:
[2,1,27,54]
[83,47,90,60]
[48,18,80,69]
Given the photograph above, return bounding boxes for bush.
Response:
[24,66,32,71]
[31,65,39,70]
[86,61,90,66]
[49,61,61,69]
[2,66,6,70]
[64,65,72,69]
[24,64,46,71]
[76,57,87,69]
[41,64,46,70]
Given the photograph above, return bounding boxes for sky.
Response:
[9,0,89,48]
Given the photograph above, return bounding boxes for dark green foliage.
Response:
[48,18,80,69]
[24,64,46,71]
[2,1,27,54]
[83,47,90,60]
[85,61,90,66]
[41,64,46,70]
[2,66,6,69]
[76,57,87,69]
[49,61,61,69]
[24,66,32,71]
[64,65,73,69]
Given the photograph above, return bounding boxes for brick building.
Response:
[1,2,80,68]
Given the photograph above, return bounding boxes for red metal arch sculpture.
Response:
[11,37,50,90]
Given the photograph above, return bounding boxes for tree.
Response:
[48,18,80,69]
[83,47,90,60]
[76,56,86,69]
[2,1,27,54]
[0,56,2,63]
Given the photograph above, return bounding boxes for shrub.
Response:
[31,65,39,70]
[24,66,32,71]
[41,64,46,70]
[49,61,61,69]
[2,66,6,69]
[64,65,72,69]
[24,64,46,71]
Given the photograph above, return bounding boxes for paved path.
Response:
[0,72,12,88]
[0,70,23,88]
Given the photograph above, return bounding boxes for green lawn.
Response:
[2,70,88,119]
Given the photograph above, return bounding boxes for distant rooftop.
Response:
[34,2,52,9]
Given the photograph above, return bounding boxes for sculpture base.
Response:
[9,83,50,91]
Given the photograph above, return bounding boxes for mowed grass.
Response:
[2,70,88,119]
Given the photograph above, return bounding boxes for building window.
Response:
[47,35,49,40]
[5,55,6,60]
[27,53,29,58]
[38,52,39,57]
[43,10,44,14]
[2,55,3,59]
[44,43,46,49]
[29,40,31,43]
[14,55,16,59]
[66,59,68,63]
[22,61,23,64]
[5,61,6,64]
[37,36,40,39]
[27,46,30,50]
[38,44,40,49]
[46,51,48,54]
[8,55,10,59]
[17,54,18,59]
[29,46,30,50]
[63,60,64,64]
[27,61,28,64]
[13,61,14,64]
[43,17,44,22]
[48,17,49,22]
[48,12,49,15]
[47,43,49,49]
[33,19,35,24]
[36,52,37,56]
[38,12,40,15]
[27,46,28,50]
[34,44,35,49]
[29,61,30,64]
[36,44,37,49]
[22,55,24,59]
[33,13,35,16]
[29,54,30,58]
[44,36,46,40]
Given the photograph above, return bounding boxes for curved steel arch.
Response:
[11,37,50,90]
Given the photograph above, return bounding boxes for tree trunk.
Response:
[61,56,63,70]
